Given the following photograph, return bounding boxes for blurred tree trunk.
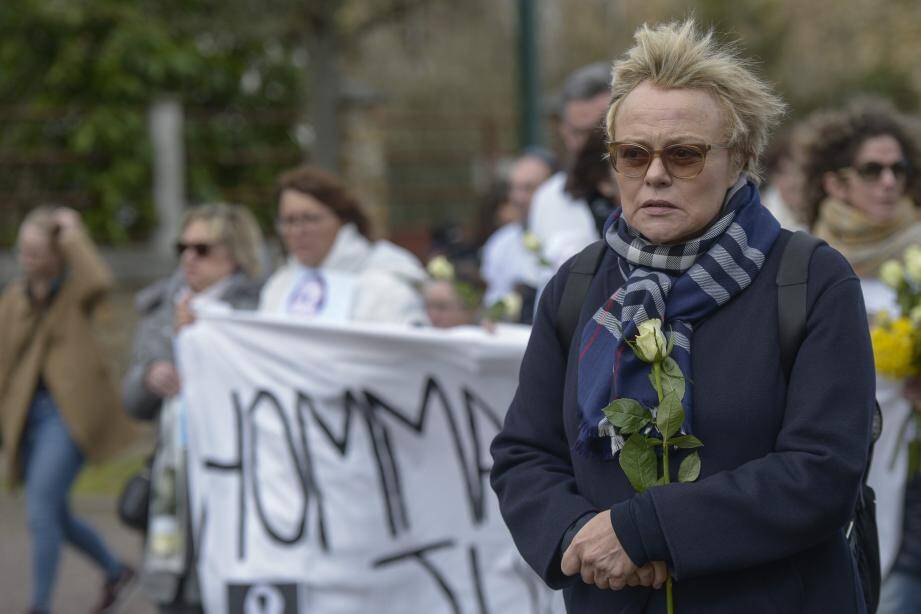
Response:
[306,0,442,173]
[149,95,185,260]
[308,1,341,172]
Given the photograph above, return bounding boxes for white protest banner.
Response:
[177,311,561,614]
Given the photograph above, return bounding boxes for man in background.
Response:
[480,149,556,315]
[528,62,611,268]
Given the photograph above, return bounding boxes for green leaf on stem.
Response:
[660,357,686,401]
[619,433,659,493]
[655,394,685,441]
[646,438,663,447]
[670,434,704,449]
[678,451,702,483]
[602,398,652,435]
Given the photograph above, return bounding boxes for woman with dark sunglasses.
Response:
[798,98,921,614]
[121,203,264,613]
[800,98,921,274]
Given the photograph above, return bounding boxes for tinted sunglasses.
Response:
[607,142,728,179]
[175,242,213,258]
[847,160,911,182]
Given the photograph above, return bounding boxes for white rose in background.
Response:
[905,246,921,283]
[502,292,522,321]
[522,231,541,253]
[427,255,455,281]
[880,260,905,289]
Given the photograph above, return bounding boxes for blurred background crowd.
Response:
[5,1,921,613]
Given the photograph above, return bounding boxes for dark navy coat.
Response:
[490,231,875,613]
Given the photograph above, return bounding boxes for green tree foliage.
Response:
[0,0,304,244]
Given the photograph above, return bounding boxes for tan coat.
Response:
[0,230,136,488]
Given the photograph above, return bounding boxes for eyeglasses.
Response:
[843,160,911,183]
[276,212,331,229]
[175,242,214,258]
[607,141,729,179]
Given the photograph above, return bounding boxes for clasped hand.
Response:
[560,510,667,591]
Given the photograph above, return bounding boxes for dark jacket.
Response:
[490,231,876,613]
[122,271,262,421]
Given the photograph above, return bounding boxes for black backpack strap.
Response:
[776,229,882,447]
[775,233,882,611]
[556,240,606,352]
[776,231,825,380]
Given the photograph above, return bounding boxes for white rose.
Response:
[880,260,905,289]
[905,247,921,283]
[522,231,541,253]
[911,305,921,325]
[426,255,454,281]
[502,292,523,321]
[633,318,668,363]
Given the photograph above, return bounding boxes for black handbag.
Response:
[117,459,152,532]
[848,479,881,612]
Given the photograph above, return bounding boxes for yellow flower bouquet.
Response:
[874,246,921,476]
[871,314,917,379]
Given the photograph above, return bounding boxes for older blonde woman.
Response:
[0,207,136,614]
[122,203,264,613]
[490,20,875,613]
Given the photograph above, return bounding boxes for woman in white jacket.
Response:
[260,165,427,324]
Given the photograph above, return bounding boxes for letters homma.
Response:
[176,310,555,613]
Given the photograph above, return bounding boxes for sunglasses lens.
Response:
[663,145,707,178]
[856,161,910,181]
[175,243,211,257]
[612,144,651,177]
[857,162,884,180]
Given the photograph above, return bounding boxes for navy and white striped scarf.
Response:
[575,177,780,456]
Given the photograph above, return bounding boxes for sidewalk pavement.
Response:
[0,490,156,614]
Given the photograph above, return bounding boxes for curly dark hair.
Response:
[795,97,921,228]
[275,165,372,238]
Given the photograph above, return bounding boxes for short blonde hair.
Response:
[605,19,785,183]
[19,206,59,242]
[180,203,264,279]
